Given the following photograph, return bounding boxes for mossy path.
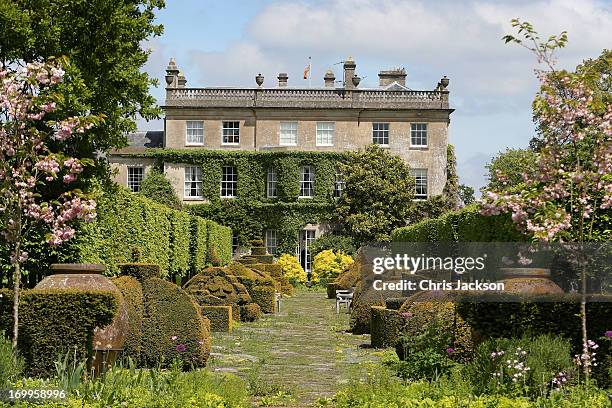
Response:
[208,288,380,407]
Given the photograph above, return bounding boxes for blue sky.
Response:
[138,0,612,192]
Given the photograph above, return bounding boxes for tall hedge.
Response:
[141,278,211,369]
[392,204,525,242]
[207,220,232,266]
[61,185,231,277]
[0,289,118,377]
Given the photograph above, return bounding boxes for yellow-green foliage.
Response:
[335,259,361,289]
[349,280,387,335]
[0,289,117,377]
[240,303,262,322]
[141,278,211,369]
[312,250,353,283]
[261,263,293,296]
[370,306,404,348]
[112,276,144,363]
[277,254,307,284]
[118,263,160,282]
[228,262,277,292]
[201,305,233,333]
[183,267,252,307]
[250,285,277,314]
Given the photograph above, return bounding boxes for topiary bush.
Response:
[191,218,208,273]
[118,263,161,282]
[140,278,211,369]
[259,263,292,296]
[228,262,277,292]
[349,280,387,335]
[240,303,262,322]
[112,276,144,363]
[370,306,404,348]
[250,285,277,314]
[207,221,232,266]
[168,210,191,276]
[201,305,233,333]
[0,289,118,377]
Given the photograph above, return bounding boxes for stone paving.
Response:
[208,289,381,407]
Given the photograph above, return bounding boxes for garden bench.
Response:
[275,291,282,313]
[336,289,354,314]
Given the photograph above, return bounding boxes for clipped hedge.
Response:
[370,306,404,348]
[391,204,525,242]
[168,210,191,276]
[456,293,612,349]
[228,262,277,292]
[207,220,232,266]
[240,303,262,322]
[118,263,161,282]
[112,276,144,363]
[201,305,233,333]
[62,185,231,278]
[250,285,277,314]
[0,289,117,377]
[350,280,388,335]
[141,278,211,369]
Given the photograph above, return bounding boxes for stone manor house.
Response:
[109,57,454,272]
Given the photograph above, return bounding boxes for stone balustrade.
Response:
[165,87,449,109]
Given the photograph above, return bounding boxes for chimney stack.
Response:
[343,56,356,89]
[378,68,407,87]
[277,73,288,87]
[324,70,335,88]
[177,71,187,88]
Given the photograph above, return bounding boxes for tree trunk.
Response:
[12,241,21,351]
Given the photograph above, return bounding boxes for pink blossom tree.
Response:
[481,20,612,378]
[0,60,101,349]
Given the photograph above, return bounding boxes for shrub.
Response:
[140,278,211,369]
[112,276,144,363]
[385,297,408,311]
[465,334,575,398]
[349,280,387,335]
[398,294,473,363]
[228,262,276,292]
[183,267,252,309]
[201,305,233,333]
[0,289,117,377]
[312,250,353,283]
[191,218,208,273]
[140,169,183,210]
[168,210,191,276]
[250,285,277,314]
[370,306,404,349]
[240,303,262,322]
[310,234,356,257]
[277,254,307,284]
[118,263,161,282]
[0,333,23,387]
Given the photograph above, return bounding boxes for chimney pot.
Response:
[343,56,357,89]
[278,72,288,87]
[324,69,335,88]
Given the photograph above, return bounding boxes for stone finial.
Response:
[440,76,450,89]
[165,58,180,87]
[277,73,288,87]
[324,69,335,88]
[352,76,361,87]
[255,73,264,87]
[177,71,187,88]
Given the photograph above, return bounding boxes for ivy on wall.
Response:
[121,146,459,254]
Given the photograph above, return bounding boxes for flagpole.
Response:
[308,56,312,88]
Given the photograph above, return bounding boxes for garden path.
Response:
[208,289,381,407]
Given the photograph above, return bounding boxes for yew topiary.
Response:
[112,276,144,363]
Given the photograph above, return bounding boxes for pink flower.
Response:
[176,344,186,353]
[171,336,178,341]
[446,347,455,355]
[605,331,612,338]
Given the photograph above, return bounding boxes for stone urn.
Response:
[35,264,129,372]
[499,268,563,295]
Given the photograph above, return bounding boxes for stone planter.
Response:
[499,267,563,295]
[35,264,129,373]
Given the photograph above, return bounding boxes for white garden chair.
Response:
[336,289,354,314]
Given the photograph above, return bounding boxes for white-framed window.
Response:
[127,166,144,193]
[265,229,278,255]
[222,121,240,145]
[184,166,203,198]
[410,123,428,147]
[221,166,237,198]
[372,122,389,146]
[267,168,277,198]
[334,169,345,198]
[280,121,298,146]
[299,165,314,198]
[186,120,204,145]
[411,168,428,200]
[316,122,335,146]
